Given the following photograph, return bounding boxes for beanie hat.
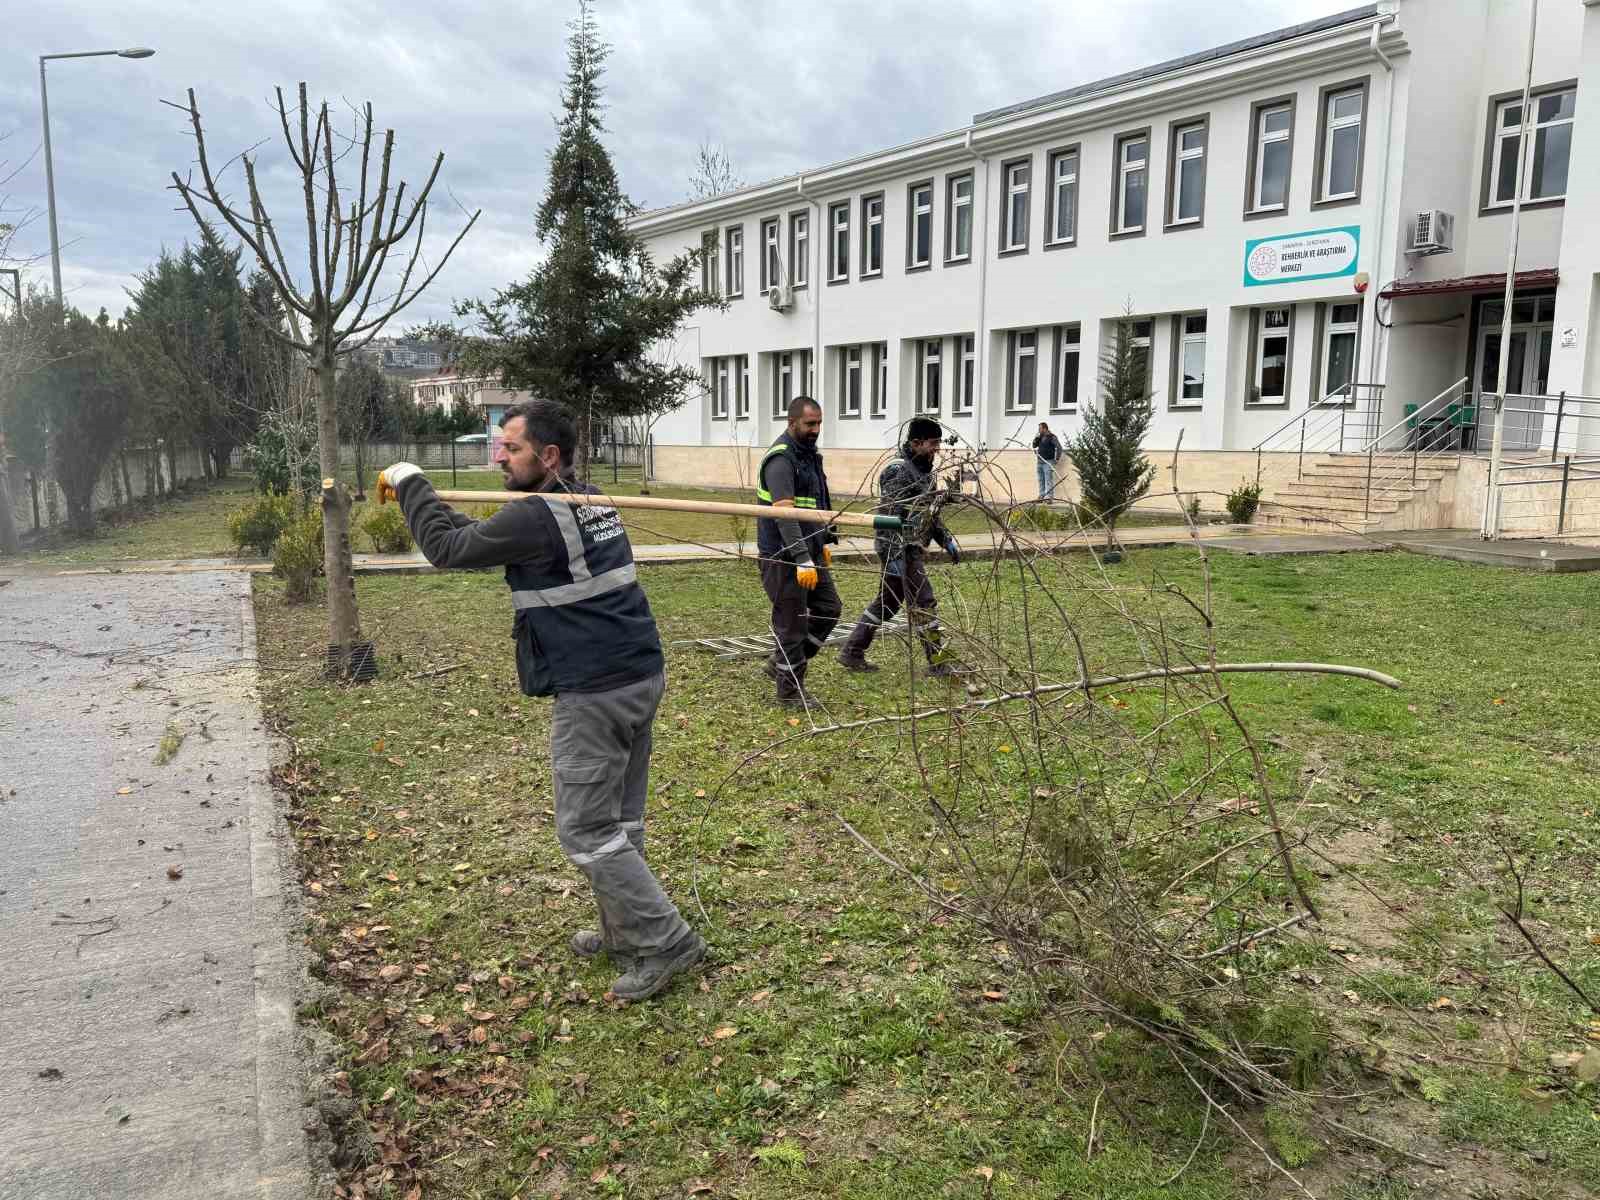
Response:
[906,416,942,442]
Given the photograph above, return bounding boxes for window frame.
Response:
[945,171,974,264]
[1312,77,1369,208]
[917,337,942,414]
[827,201,850,284]
[1168,312,1207,410]
[760,217,781,293]
[860,192,885,278]
[736,355,750,420]
[1000,156,1031,255]
[870,341,889,418]
[725,224,744,298]
[906,179,935,272]
[700,229,721,295]
[1051,323,1080,413]
[1006,329,1039,414]
[1244,94,1297,218]
[773,351,794,418]
[839,344,864,419]
[1246,305,1295,407]
[1480,79,1578,214]
[709,357,729,420]
[953,334,976,415]
[788,208,810,289]
[1164,115,1209,229]
[1110,127,1152,239]
[1045,144,1080,249]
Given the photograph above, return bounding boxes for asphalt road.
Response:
[0,570,311,1199]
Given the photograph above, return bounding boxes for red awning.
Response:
[1379,268,1559,300]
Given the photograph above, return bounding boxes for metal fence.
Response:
[1479,392,1600,538]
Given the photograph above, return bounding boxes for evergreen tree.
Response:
[1064,316,1156,549]
[452,0,720,476]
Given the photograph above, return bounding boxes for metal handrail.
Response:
[1251,382,1386,484]
[1472,391,1600,460]
[1362,377,1470,516]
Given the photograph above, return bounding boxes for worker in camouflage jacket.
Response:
[838,417,961,675]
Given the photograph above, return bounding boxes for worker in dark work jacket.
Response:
[838,417,962,674]
[377,400,704,1002]
[755,395,842,706]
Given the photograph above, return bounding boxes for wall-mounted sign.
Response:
[1243,226,1360,287]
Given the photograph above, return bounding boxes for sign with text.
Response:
[1243,226,1360,287]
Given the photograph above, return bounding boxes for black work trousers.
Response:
[842,550,942,663]
[759,558,842,696]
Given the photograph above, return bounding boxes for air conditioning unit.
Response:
[1409,209,1455,256]
[767,284,793,312]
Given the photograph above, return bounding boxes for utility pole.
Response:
[0,268,22,553]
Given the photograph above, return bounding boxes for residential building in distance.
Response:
[354,337,448,379]
[631,0,1599,528]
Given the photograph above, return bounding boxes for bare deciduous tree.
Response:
[688,139,744,200]
[168,84,478,676]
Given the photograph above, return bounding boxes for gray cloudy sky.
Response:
[3,0,1354,328]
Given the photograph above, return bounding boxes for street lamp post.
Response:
[39,47,155,306]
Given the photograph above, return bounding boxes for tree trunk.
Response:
[120,451,135,509]
[0,430,21,555]
[65,490,94,536]
[166,443,179,494]
[315,348,363,675]
[352,437,366,500]
[109,457,125,510]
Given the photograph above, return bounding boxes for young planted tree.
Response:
[1064,315,1156,549]
[449,1,719,478]
[336,359,390,497]
[169,84,478,677]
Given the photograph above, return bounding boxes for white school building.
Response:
[631,0,1600,534]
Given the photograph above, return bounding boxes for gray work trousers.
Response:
[550,671,691,959]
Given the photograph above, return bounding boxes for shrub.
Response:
[1225,479,1263,524]
[1005,502,1075,532]
[226,493,296,557]
[1185,493,1202,522]
[243,422,318,496]
[360,504,414,554]
[273,508,325,603]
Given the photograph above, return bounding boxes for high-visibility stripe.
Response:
[569,830,630,865]
[543,500,591,584]
[511,563,637,609]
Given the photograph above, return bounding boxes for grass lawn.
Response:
[255,545,1600,1200]
[4,474,260,565]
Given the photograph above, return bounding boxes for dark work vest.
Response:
[755,431,831,562]
[505,483,662,697]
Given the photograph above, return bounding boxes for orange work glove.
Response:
[821,545,833,567]
[376,462,423,504]
[795,559,819,590]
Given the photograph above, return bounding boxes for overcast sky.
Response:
[3,0,1357,330]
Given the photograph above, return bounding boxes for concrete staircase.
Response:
[1258,453,1463,531]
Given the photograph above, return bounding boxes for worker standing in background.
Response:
[754,395,841,707]
[838,417,961,675]
[377,399,704,1002]
[1032,421,1062,501]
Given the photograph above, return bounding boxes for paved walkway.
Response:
[9,522,1377,579]
[0,571,309,1199]
[1386,529,1600,572]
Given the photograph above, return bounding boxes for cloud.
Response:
[1,0,1355,327]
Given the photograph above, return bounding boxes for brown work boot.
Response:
[838,652,879,673]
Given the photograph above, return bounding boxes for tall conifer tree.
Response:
[1064,315,1156,549]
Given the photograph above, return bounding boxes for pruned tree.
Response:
[336,359,391,497]
[1064,314,1156,549]
[688,138,744,200]
[168,83,479,677]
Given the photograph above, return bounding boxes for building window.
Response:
[1168,119,1207,226]
[709,357,729,420]
[789,210,809,288]
[917,338,942,413]
[907,181,933,270]
[1320,302,1360,400]
[737,355,750,420]
[1248,98,1294,213]
[869,341,889,417]
[1052,324,1080,412]
[947,172,973,262]
[1008,330,1038,412]
[774,351,794,417]
[725,225,743,297]
[1487,86,1575,208]
[700,230,720,295]
[839,345,864,418]
[1046,147,1078,245]
[1316,84,1365,204]
[955,335,976,415]
[1113,131,1149,235]
[1002,158,1030,252]
[1251,307,1293,404]
[861,193,884,277]
[760,217,781,292]
[1171,313,1206,407]
[828,201,850,281]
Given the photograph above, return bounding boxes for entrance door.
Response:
[1476,297,1554,451]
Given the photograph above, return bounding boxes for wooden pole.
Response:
[424,487,902,530]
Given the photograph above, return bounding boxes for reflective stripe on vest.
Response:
[511,562,638,609]
[754,443,821,506]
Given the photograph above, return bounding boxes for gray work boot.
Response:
[611,931,707,1002]
[570,929,604,958]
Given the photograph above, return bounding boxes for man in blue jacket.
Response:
[378,400,703,1001]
